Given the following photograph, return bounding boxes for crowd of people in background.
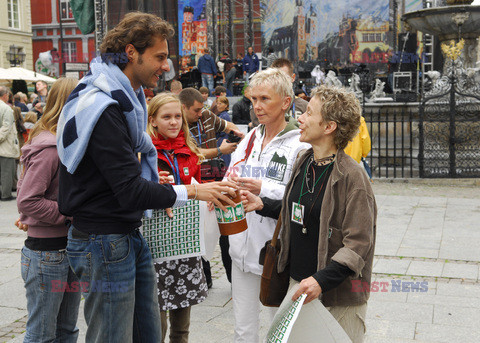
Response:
[6,11,375,343]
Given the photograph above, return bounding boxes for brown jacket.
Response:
[278,148,377,307]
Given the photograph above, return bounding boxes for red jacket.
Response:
[151,131,202,185]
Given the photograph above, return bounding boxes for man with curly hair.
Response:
[57,12,236,343]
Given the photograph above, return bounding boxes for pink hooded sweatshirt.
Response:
[17,130,68,238]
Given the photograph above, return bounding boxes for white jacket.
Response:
[226,119,310,275]
[0,101,20,159]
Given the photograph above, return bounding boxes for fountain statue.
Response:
[402,0,480,70]
[348,73,363,98]
[325,70,343,88]
[370,79,386,100]
[311,65,325,85]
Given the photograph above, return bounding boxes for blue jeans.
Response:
[225,68,236,95]
[201,74,214,94]
[245,72,253,84]
[21,246,81,343]
[66,227,161,343]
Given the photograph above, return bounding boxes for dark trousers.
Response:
[219,235,232,283]
[160,307,191,343]
[202,258,212,286]
[0,157,15,199]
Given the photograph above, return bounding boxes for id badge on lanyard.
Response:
[291,201,304,225]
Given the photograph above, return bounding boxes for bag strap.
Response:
[270,215,282,247]
[244,129,256,161]
[230,129,256,171]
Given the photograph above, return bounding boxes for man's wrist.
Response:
[217,147,223,157]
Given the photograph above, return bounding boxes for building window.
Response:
[60,0,74,20]
[362,33,369,42]
[8,0,20,29]
[63,42,77,62]
[376,33,382,42]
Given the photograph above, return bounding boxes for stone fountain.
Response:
[402,0,480,178]
[402,0,480,69]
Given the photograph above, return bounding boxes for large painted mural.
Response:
[262,0,422,73]
[178,0,208,73]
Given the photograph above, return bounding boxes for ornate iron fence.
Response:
[364,109,419,178]
[418,59,480,178]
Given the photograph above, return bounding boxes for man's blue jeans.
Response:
[66,227,161,343]
[245,72,253,84]
[201,74,214,94]
[21,246,81,343]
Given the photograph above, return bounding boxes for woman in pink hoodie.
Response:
[16,77,79,343]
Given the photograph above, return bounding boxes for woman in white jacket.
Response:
[225,68,310,343]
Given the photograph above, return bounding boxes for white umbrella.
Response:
[0,67,57,83]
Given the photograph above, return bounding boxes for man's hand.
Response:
[188,181,238,211]
[229,176,262,195]
[230,129,245,139]
[34,102,43,113]
[219,140,238,155]
[239,190,263,212]
[15,219,28,232]
[292,276,322,304]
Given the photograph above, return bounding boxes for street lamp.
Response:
[6,45,26,67]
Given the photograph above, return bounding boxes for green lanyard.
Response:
[298,160,333,204]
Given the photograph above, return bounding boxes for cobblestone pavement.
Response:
[2,180,480,342]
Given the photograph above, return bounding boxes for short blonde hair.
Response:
[310,86,361,150]
[147,93,203,162]
[249,68,294,101]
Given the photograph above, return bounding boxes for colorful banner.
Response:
[178,0,208,73]
[261,0,393,72]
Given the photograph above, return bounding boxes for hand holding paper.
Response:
[292,276,322,304]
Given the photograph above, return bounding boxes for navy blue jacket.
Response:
[197,54,217,75]
[243,53,259,73]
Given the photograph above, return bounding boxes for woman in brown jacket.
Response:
[242,86,376,343]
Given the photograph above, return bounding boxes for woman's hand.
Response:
[292,276,322,305]
[230,176,262,195]
[188,181,238,211]
[159,171,173,184]
[240,190,263,213]
[15,219,28,232]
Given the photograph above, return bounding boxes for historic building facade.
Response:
[0,0,33,70]
[30,0,95,77]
